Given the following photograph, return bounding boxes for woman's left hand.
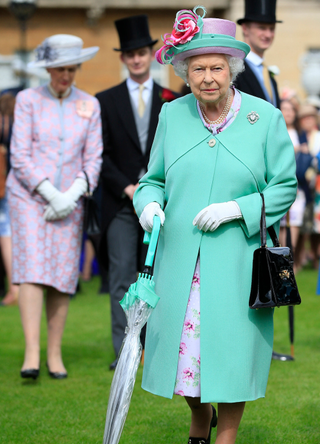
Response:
[43,202,75,221]
[193,201,242,232]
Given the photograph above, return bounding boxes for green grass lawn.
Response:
[1,269,320,444]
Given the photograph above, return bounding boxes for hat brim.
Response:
[28,47,99,68]
[298,111,318,119]
[113,39,158,52]
[237,17,282,25]
[173,46,247,64]
[171,36,250,65]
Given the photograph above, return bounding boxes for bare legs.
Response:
[185,397,245,444]
[19,283,43,370]
[186,397,212,439]
[46,287,70,373]
[81,238,95,281]
[19,283,69,373]
[0,236,19,305]
[215,402,245,444]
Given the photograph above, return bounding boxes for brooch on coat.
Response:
[247,111,260,125]
[76,100,94,118]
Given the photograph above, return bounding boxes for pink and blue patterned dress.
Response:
[174,88,241,397]
[6,85,102,294]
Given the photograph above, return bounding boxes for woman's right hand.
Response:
[139,202,165,233]
[37,179,77,220]
[43,193,77,221]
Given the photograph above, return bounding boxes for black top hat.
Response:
[237,0,282,25]
[114,15,158,52]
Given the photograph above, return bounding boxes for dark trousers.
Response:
[107,203,147,357]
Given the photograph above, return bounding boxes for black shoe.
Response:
[46,362,68,379]
[188,405,217,444]
[272,351,294,361]
[98,283,109,294]
[20,368,40,380]
[109,358,118,371]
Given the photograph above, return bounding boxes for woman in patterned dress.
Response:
[6,34,102,380]
[133,7,297,444]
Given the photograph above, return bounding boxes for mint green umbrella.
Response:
[103,216,161,444]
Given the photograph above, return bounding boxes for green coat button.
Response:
[208,139,216,147]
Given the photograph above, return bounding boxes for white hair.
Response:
[173,55,244,84]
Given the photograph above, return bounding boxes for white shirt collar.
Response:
[246,51,264,66]
[126,76,153,92]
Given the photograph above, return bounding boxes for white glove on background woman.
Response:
[139,202,165,233]
[37,180,77,221]
[193,201,242,232]
[42,178,87,221]
[64,178,88,202]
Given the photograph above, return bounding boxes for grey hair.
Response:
[173,55,244,84]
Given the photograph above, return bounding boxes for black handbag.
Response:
[249,194,301,309]
[83,171,100,236]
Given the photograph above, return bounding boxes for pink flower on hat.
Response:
[171,13,200,45]
[156,8,203,65]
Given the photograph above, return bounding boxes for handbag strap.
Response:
[260,193,280,248]
[83,170,91,195]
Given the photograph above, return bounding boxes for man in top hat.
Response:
[234,0,281,108]
[96,15,178,370]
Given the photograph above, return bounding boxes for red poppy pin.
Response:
[160,88,176,103]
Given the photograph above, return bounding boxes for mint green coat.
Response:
[133,92,297,403]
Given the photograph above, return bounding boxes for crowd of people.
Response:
[279,97,320,272]
[0,0,319,443]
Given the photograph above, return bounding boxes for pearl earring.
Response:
[230,81,233,86]
[186,83,190,87]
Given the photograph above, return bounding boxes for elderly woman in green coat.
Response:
[133,7,297,444]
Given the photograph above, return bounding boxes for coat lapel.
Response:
[242,61,268,101]
[164,94,212,172]
[270,75,280,108]
[146,82,163,152]
[114,81,141,150]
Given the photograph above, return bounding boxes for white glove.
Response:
[36,180,60,202]
[43,205,58,221]
[139,202,165,233]
[193,201,242,232]
[64,178,88,202]
[37,180,77,221]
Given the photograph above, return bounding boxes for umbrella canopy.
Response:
[103,216,161,444]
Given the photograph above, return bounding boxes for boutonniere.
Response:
[268,65,280,77]
[76,100,94,118]
[160,88,176,103]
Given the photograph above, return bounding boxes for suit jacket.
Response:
[96,80,179,232]
[234,61,280,109]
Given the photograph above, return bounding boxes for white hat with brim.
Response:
[28,34,99,69]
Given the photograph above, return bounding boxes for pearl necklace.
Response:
[48,83,71,99]
[199,88,233,127]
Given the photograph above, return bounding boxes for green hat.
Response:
[156,6,250,65]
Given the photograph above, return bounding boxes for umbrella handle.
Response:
[143,215,161,267]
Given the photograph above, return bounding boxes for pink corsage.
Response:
[76,100,94,118]
[156,6,206,65]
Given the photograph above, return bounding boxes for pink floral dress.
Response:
[174,88,241,397]
[7,85,102,294]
